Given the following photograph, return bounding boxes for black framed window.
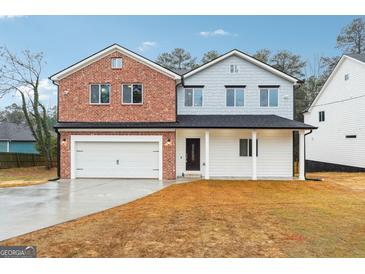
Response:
[239,139,258,157]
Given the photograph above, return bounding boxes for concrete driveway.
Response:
[0,179,173,241]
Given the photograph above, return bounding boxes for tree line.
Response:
[0,17,364,169]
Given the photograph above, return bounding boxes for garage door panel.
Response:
[75,141,159,178]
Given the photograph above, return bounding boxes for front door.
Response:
[186,138,200,171]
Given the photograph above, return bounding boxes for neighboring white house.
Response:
[304,53,365,171]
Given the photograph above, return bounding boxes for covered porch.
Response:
[176,128,306,180]
[174,114,315,180]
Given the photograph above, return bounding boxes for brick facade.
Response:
[59,131,176,180]
[58,51,176,122]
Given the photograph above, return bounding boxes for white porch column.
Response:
[252,130,257,180]
[299,130,305,180]
[205,130,210,179]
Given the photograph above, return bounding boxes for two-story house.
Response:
[304,54,365,171]
[51,44,315,181]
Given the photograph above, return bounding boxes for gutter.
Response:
[304,129,313,180]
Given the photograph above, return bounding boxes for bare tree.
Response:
[0,47,53,169]
[336,17,365,54]
[270,50,306,78]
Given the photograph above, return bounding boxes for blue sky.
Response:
[0,15,360,108]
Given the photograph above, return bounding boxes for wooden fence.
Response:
[0,152,57,169]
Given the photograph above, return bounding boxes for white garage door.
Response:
[75,141,160,178]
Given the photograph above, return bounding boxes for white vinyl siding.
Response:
[176,129,293,178]
[304,57,365,168]
[177,55,293,118]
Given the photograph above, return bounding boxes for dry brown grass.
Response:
[2,172,365,258]
[0,166,57,188]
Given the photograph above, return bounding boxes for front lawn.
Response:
[0,166,57,188]
[2,173,365,257]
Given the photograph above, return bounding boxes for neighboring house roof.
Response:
[0,122,36,141]
[346,53,365,63]
[50,44,181,82]
[54,115,316,130]
[305,53,365,113]
[182,49,303,84]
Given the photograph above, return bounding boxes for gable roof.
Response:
[182,49,303,84]
[0,122,35,141]
[50,44,181,82]
[305,54,365,113]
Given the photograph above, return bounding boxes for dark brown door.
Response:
[186,138,200,171]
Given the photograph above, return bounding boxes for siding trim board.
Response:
[306,160,365,172]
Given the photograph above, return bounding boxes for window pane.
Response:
[236,89,244,106]
[133,84,143,103]
[123,85,132,103]
[112,58,122,68]
[90,85,99,103]
[239,139,248,157]
[185,89,193,106]
[260,89,268,107]
[269,89,278,107]
[100,85,110,103]
[194,88,203,106]
[226,89,235,106]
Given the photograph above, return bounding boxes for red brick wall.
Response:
[59,131,176,180]
[58,51,176,122]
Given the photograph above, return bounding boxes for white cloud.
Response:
[138,41,157,52]
[199,28,238,38]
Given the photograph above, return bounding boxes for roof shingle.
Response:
[55,115,316,130]
[0,122,36,141]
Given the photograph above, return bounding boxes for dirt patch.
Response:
[0,166,57,188]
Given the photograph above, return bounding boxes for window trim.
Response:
[111,58,123,69]
[121,83,144,105]
[239,138,258,157]
[225,87,245,107]
[89,83,111,105]
[259,87,279,108]
[184,87,203,107]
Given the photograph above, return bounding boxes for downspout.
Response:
[304,129,313,179]
[175,75,183,178]
[50,78,60,180]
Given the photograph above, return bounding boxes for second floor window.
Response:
[90,84,110,104]
[185,88,203,107]
[260,88,278,107]
[226,87,244,107]
[122,84,143,104]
